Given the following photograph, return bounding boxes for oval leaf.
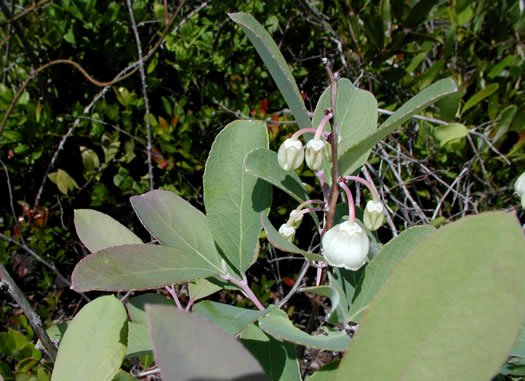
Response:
[146,304,268,381]
[204,120,271,275]
[131,190,222,271]
[311,78,378,178]
[434,123,469,147]
[74,209,142,253]
[71,244,219,292]
[229,12,310,130]
[336,212,525,380]
[51,295,127,381]
[338,78,458,176]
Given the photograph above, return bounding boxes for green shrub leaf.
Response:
[146,305,267,380]
[74,209,142,253]
[71,244,220,292]
[229,12,310,130]
[336,212,525,380]
[204,120,271,275]
[51,296,127,381]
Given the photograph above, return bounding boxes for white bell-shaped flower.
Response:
[321,221,369,271]
[305,139,326,170]
[277,138,304,171]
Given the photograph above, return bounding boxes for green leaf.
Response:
[244,148,308,203]
[188,278,222,302]
[337,78,457,176]
[336,212,525,380]
[112,371,137,381]
[433,123,468,147]
[309,360,341,381]
[229,13,310,130]
[348,225,435,323]
[193,301,270,336]
[71,244,219,292]
[126,293,175,324]
[258,309,349,351]
[131,190,222,272]
[74,209,142,253]
[311,78,378,180]
[146,305,268,380]
[51,296,127,381]
[461,83,499,114]
[260,212,324,262]
[126,322,151,358]
[204,120,271,275]
[437,91,461,122]
[240,324,301,381]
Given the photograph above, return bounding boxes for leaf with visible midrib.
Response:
[72,244,219,292]
[131,190,222,272]
[51,296,127,381]
[204,120,271,275]
[336,212,525,380]
[229,12,310,130]
[338,79,458,176]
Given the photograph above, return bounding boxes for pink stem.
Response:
[314,112,333,140]
[286,206,323,227]
[297,199,325,210]
[291,127,317,140]
[222,273,265,311]
[165,285,183,310]
[185,281,207,311]
[341,175,380,200]
[338,179,356,224]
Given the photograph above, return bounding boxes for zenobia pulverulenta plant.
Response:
[49,12,525,381]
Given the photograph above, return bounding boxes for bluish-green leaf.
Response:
[229,13,310,130]
[131,190,222,271]
[204,120,271,275]
[338,79,458,176]
[312,78,378,179]
[74,209,142,253]
[348,225,435,323]
[146,305,268,380]
[193,301,270,336]
[301,272,347,324]
[71,244,219,292]
[245,148,308,203]
[51,296,127,381]
[240,323,301,381]
[309,360,341,381]
[336,212,525,380]
[258,308,349,351]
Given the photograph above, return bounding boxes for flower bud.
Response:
[363,200,385,231]
[289,209,303,229]
[321,221,369,271]
[515,172,525,208]
[278,224,296,242]
[305,139,326,170]
[277,138,304,171]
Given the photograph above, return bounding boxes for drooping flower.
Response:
[277,138,304,171]
[363,200,385,231]
[305,139,326,170]
[321,221,369,271]
[278,224,296,242]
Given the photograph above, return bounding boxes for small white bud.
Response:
[363,200,385,231]
[305,139,326,170]
[277,138,304,171]
[322,221,369,271]
[289,209,303,229]
[278,224,296,242]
